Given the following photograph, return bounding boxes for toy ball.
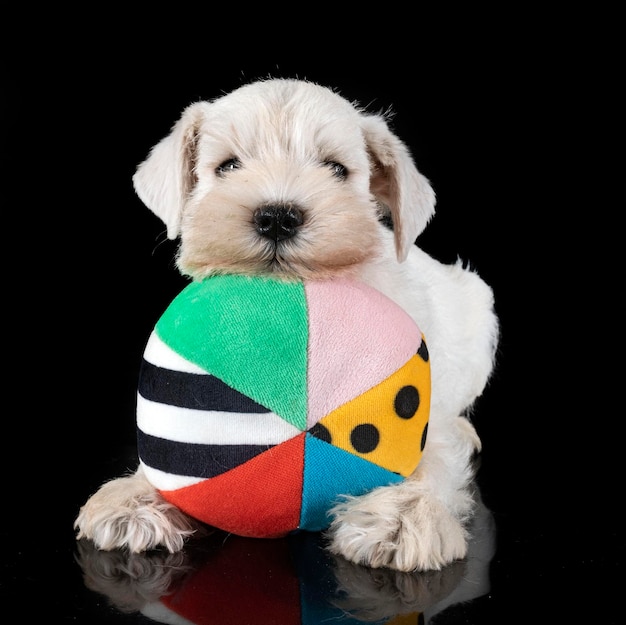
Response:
[136,275,430,538]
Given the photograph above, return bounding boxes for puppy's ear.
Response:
[133,103,205,239]
[361,115,436,261]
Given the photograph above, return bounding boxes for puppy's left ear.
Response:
[133,102,206,239]
[361,115,436,261]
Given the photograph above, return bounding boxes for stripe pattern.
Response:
[137,332,301,491]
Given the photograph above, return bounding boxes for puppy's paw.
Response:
[326,486,468,572]
[74,474,201,554]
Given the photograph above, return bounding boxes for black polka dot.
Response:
[394,385,420,419]
[350,424,380,453]
[420,422,429,451]
[309,423,332,444]
[417,340,429,362]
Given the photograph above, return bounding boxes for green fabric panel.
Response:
[155,275,308,430]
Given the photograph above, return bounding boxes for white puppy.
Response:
[74,78,499,572]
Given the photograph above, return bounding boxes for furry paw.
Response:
[74,473,201,553]
[326,486,468,572]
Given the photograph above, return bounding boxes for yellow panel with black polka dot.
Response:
[309,340,431,477]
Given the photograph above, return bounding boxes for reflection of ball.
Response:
[137,275,430,538]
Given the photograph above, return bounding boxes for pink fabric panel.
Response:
[305,279,421,428]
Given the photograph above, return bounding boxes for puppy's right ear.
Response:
[132,103,205,239]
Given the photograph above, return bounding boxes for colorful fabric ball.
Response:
[136,275,430,538]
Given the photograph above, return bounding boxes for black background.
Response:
[3,11,623,623]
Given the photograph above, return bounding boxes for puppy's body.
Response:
[75,78,499,572]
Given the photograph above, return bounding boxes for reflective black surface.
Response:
[73,493,494,624]
[5,43,622,623]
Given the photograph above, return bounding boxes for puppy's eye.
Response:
[323,160,348,180]
[216,157,241,176]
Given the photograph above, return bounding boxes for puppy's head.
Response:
[133,78,435,280]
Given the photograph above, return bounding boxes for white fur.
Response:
[74,78,499,572]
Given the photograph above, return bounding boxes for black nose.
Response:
[253,204,304,241]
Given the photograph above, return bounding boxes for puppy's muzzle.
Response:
[253,204,304,242]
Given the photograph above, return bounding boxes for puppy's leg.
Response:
[326,416,480,572]
[74,465,202,553]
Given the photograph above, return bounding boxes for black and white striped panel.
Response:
[137,332,301,491]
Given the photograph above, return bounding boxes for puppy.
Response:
[74,78,499,572]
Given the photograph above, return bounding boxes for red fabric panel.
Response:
[161,434,305,537]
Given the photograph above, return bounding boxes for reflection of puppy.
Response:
[75,497,495,623]
[75,540,191,614]
[74,78,499,572]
